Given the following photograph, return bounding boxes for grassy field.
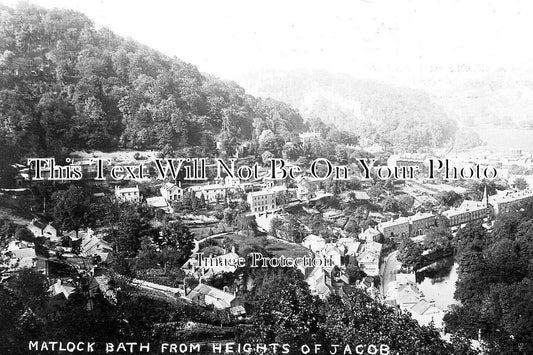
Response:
[189,223,227,240]
[71,149,158,164]
[208,233,312,259]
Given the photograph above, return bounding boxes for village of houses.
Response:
[2,135,533,334]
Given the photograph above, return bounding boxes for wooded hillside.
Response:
[0,5,304,163]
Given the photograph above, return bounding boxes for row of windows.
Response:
[253,195,274,200]
[255,199,275,206]
[253,205,275,212]
[449,211,486,225]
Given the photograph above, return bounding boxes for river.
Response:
[415,257,460,311]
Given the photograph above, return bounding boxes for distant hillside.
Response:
[239,70,458,152]
[0,5,304,166]
[431,70,533,129]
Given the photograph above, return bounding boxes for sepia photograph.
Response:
[0,0,533,354]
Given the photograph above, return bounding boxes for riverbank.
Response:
[416,256,460,310]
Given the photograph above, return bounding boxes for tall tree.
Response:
[51,185,94,237]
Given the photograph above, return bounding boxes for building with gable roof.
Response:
[356,241,382,276]
[186,284,236,310]
[443,199,488,227]
[160,182,183,202]
[408,212,436,237]
[385,275,445,329]
[50,279,76,299]
[489,189,533,215]
[409,299,445,328]
[247,189,277,213]
[377,217,410,240]
[305,266,332,300]
[189,184,228,204]
[321,244,343,266]
[81,234,113,262]
[295,176,321,201]
[358,226,381,242]
[302,234,326,253]
[27,219,59,242]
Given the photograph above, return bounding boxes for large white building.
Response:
[408,212,437,237]
[377,217,410,240]
[377,212,437,239]
[443,200,488,227]
[489,189,533,215]
[247,189,277,213]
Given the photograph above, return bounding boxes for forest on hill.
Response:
[444,201,533,354]
[239,69,458,152]
[0,4,304,166]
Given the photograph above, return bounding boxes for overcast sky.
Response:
[2,0,533,87]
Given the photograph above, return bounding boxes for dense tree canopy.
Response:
[238,269,476,355]
[0,5,304,170]
[51,185,95,237]
[241,70,458,152]
[445,202,533,354]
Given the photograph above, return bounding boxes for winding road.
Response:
[380,250,400,295]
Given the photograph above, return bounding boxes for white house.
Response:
[356,242,382,277]
[295,176,321,201]
[305,266,332,300]
[81,234,113,262]
[322,244,343,266]
[337,237,359,255]
[186,284,236,310]
[115,185,140,202]
[358,227,381,243]
[385,276,445,329]
[408,299,445,329]
[27,219,59,242]
[160,182,183,202]
[302,234,326,253]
